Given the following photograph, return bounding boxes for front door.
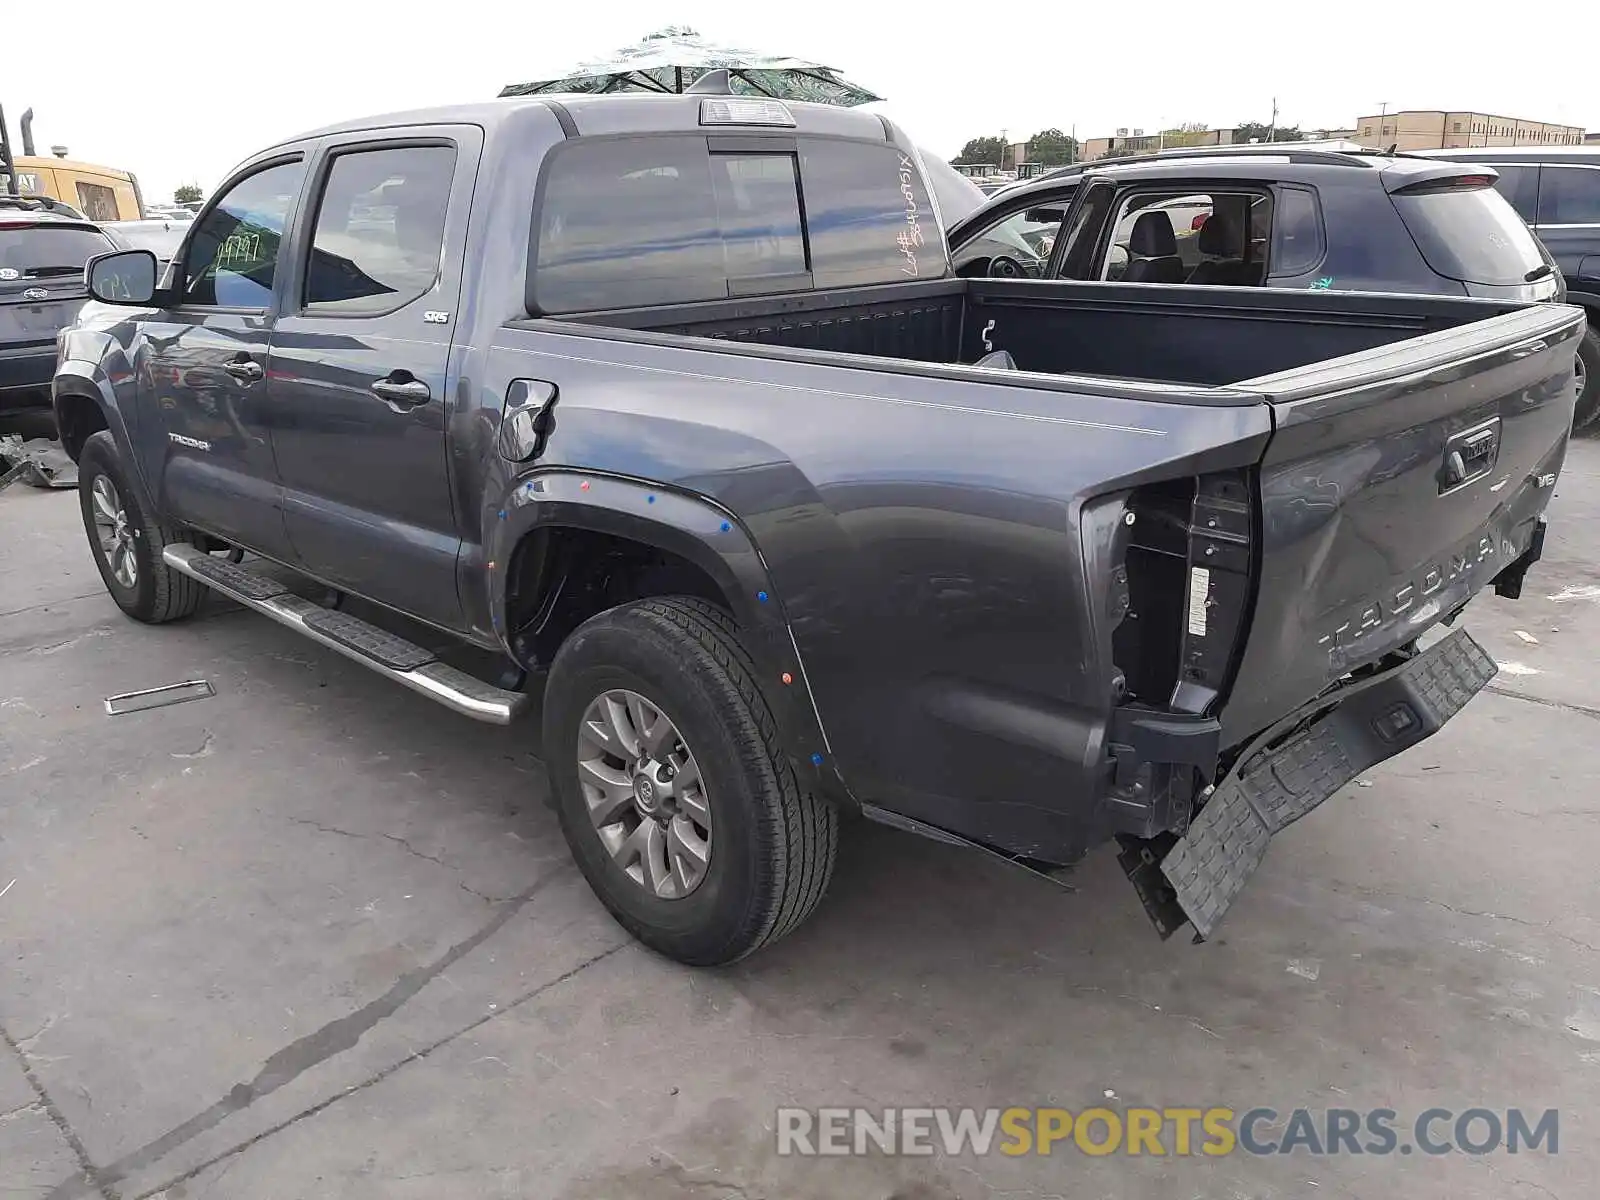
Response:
[266,131,477,630]
[138,156,308,557]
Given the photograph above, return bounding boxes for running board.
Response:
[162,545,530,725]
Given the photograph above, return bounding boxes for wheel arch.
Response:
[488,470,851,808]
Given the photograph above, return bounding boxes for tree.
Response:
[174,183,203,204]
[952,136,1007,166]
[1234,121,1304,145]
[1027,128,1077,166]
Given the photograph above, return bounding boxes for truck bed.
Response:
[559,277,1541,390]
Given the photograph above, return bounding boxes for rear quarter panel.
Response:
[477,326,1272,858]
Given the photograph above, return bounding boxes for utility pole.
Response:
[1267,97,1278,143]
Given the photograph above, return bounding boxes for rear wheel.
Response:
[1574,325,1600,433]
[543,596,837,965]
[78,431,204,623]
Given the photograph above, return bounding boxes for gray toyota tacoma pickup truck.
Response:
[55,80,1583,965]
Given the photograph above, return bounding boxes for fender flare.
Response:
[486,469,852,806]
[52,359,159,513]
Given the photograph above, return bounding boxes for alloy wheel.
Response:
[576,688,712,899]
[90,475,137,589]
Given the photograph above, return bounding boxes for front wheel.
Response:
[77,431,204,623]
[543,596,837,966]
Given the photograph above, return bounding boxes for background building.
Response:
[1080,127,1238,161]
[1354,110,1584,150]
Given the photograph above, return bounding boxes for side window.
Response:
[951,203,1066,278]
[1486,164,1539,223]
[181,160,305,308]
[1271,186,1325,276]
[798,140,942,287]
[1100,190,1272,286]
[1100,192,1212,282]
[304,145,456,314]
[75,182,118,222]
[1537,167,1600,225]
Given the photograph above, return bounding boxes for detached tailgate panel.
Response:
[1222,303,1584,746]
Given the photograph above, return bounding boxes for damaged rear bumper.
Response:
[1120,627,1498,941]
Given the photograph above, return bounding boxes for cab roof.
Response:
[285,93,893,147]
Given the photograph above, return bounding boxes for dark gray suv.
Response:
[1415,147,1600,429]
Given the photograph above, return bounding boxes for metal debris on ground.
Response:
[0,435,78,491]
[104,679,216,716]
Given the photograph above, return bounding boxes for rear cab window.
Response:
[1390,173,1547,286]
[529,134,943,314]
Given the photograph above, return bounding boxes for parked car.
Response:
[57,88,1580,964]
[950,146,1560,298]
[101,218,189,270]
[1,200,113,411]
[1412,146,1600,429]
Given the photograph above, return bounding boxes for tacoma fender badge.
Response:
[168,432,211,451]
[423,310,450,324]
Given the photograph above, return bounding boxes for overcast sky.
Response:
[8,1,1598,204]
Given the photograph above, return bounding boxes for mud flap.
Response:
[1142,628,1497,941]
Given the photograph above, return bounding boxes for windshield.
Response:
[1390,180,1546,287]
[0,225,111,284]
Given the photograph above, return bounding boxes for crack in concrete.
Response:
[2,1021,113,1199]
[380,832,445,867]
[1348,883,1600,954]
[282,816,363,840]
[44,867,576,1200]
[126,937,628,1200]
[1485,685,1600,722]
[0,1099,43,1122]
[0,590,109,620]
[283,815,522,905]
[14,1014,60,1050]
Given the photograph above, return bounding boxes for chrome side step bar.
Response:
[163,545,530,725]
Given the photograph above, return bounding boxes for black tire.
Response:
[543,596,837,966]
[1573,325,1600,433]
[78,430,204,624]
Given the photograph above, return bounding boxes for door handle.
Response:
[224,359,264,383]
[370,373,432,412]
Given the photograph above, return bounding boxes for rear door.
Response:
[266,129,479,630]
[0,219,110,400]
[1533,162,1600,297]
[1221,302,1585,745]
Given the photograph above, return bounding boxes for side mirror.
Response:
[86,249,159,305]
[1025,207,1065,224]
